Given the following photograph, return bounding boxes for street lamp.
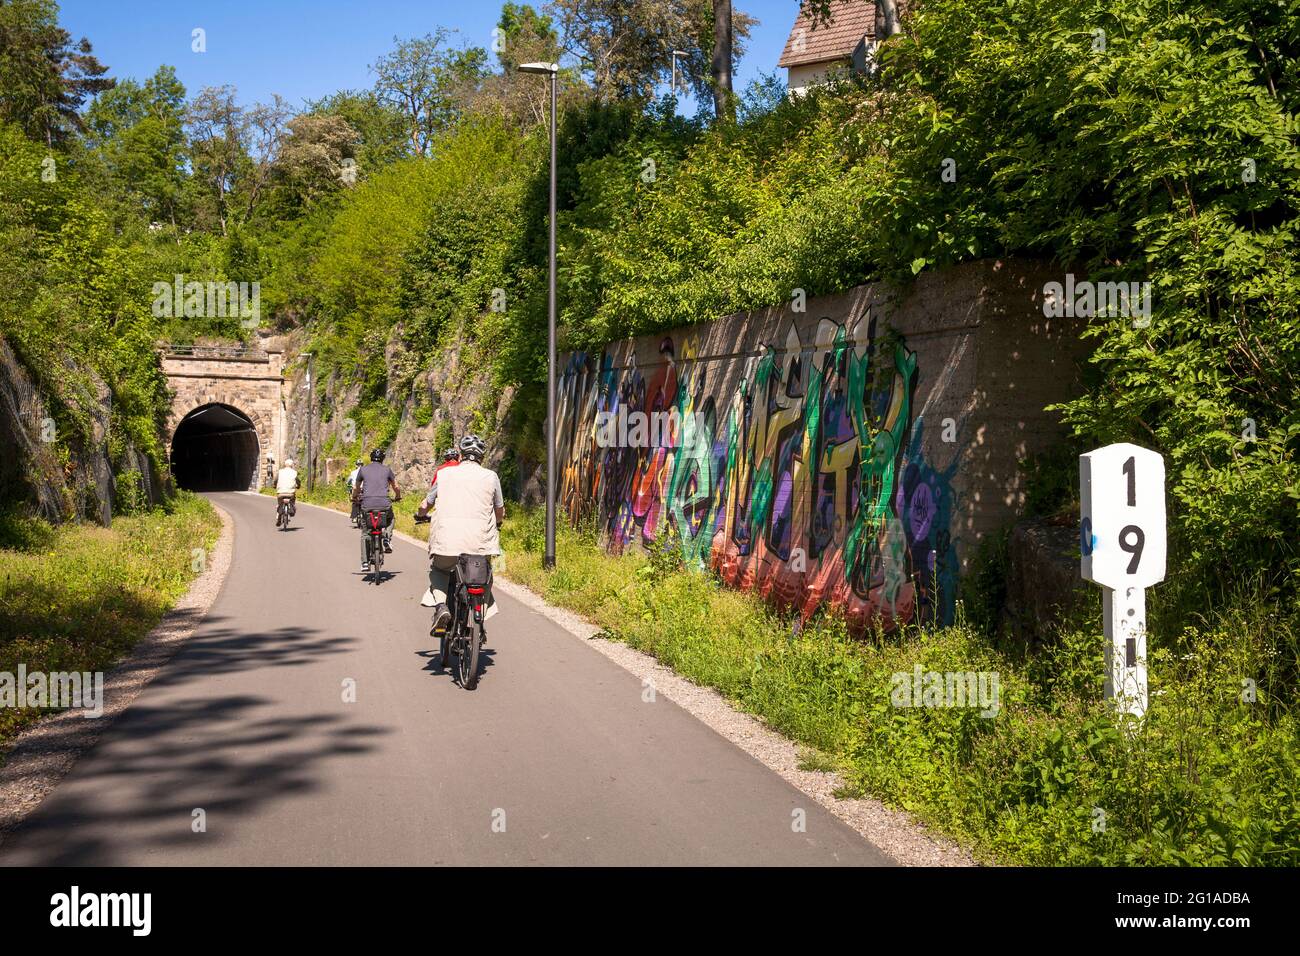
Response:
[518,61,559,571]
[670,50,688,97]
[301,352,313,492]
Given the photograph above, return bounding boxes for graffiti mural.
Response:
[556,311,959,630]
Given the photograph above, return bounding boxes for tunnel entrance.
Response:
[170,403,259,491]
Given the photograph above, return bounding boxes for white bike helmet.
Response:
[458,433,486,462]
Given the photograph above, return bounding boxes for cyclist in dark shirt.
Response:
[351,448,402,570]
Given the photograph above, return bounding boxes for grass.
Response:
[495,507,1300,867]
[0,492,222,749]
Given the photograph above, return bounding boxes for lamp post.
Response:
[519,61,559,570]
[670,49,688,97]
[301,352,313,492]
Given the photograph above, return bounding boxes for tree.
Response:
[0,0,112,146]
[84,66,187,227]
[550,0,753,109]
[272,113,360,210]
[240,95,294,221]
[495,2,561,73]
[711,0,733,120]
[371,30,491,156]
[185,86,246,236]
[304,89,409,169]
[476,4,570,128]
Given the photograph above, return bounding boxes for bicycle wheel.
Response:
[368,539,380,584]
[458,618,481,690]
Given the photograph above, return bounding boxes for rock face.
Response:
[0,335,164,525]
[276,326,529,501]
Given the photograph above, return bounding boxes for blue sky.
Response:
[59,0,798,114]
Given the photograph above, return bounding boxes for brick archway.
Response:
[160,345,286,490]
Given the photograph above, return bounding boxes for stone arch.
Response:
[160,346,286,491]
[169,402,263,491]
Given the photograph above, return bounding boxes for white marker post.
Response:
[1080,443,1166,719]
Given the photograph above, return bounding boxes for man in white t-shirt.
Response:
[415,433,504,634]
[275,458,300,523]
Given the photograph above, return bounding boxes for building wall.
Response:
[555,259,1086,630]
[786,60,849,97]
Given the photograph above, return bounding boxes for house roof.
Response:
[778,0,878,69]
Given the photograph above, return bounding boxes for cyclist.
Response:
[352,448,401,570]
[430,445,460,489]
[415,434,504,635]
[275,457,300,524]
[346,458,364,526]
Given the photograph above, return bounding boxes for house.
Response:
[777,0,884,96]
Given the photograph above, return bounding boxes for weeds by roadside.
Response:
[0,492,221,749]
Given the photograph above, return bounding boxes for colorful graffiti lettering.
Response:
[555,313,957,630]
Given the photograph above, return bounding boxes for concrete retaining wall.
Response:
[555,258,1087,629]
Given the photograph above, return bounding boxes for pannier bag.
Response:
[456,553,492,589]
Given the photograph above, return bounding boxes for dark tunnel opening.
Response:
[170,403,259,491]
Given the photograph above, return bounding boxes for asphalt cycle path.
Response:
[0,491,892,866]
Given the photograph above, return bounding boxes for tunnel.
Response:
[170,403,260,491]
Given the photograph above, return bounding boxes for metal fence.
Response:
[160,343,269,360]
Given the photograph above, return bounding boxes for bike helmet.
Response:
[354,458,363,466]
[369,448,386,462]
[458,433,486,462]
[284,458,294,467]
[442,446,459,462]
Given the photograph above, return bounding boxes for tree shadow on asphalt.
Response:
[146,617,358,687]
[0,691,390,865]
[0,619,388,865]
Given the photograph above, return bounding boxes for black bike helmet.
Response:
[458,433,486,462]
[442,446,459,462]
[369,448,386,462]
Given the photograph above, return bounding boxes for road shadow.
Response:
[415,645,496,686]
[147,617,358,689]
[0,691,390,865]
[353,569,403,585]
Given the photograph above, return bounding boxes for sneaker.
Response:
[431,606,451,634]
[383,543,393,553]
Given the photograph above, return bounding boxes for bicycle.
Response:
[362,509,388,584]
[415,516,491,690]
[276,496,293,530]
